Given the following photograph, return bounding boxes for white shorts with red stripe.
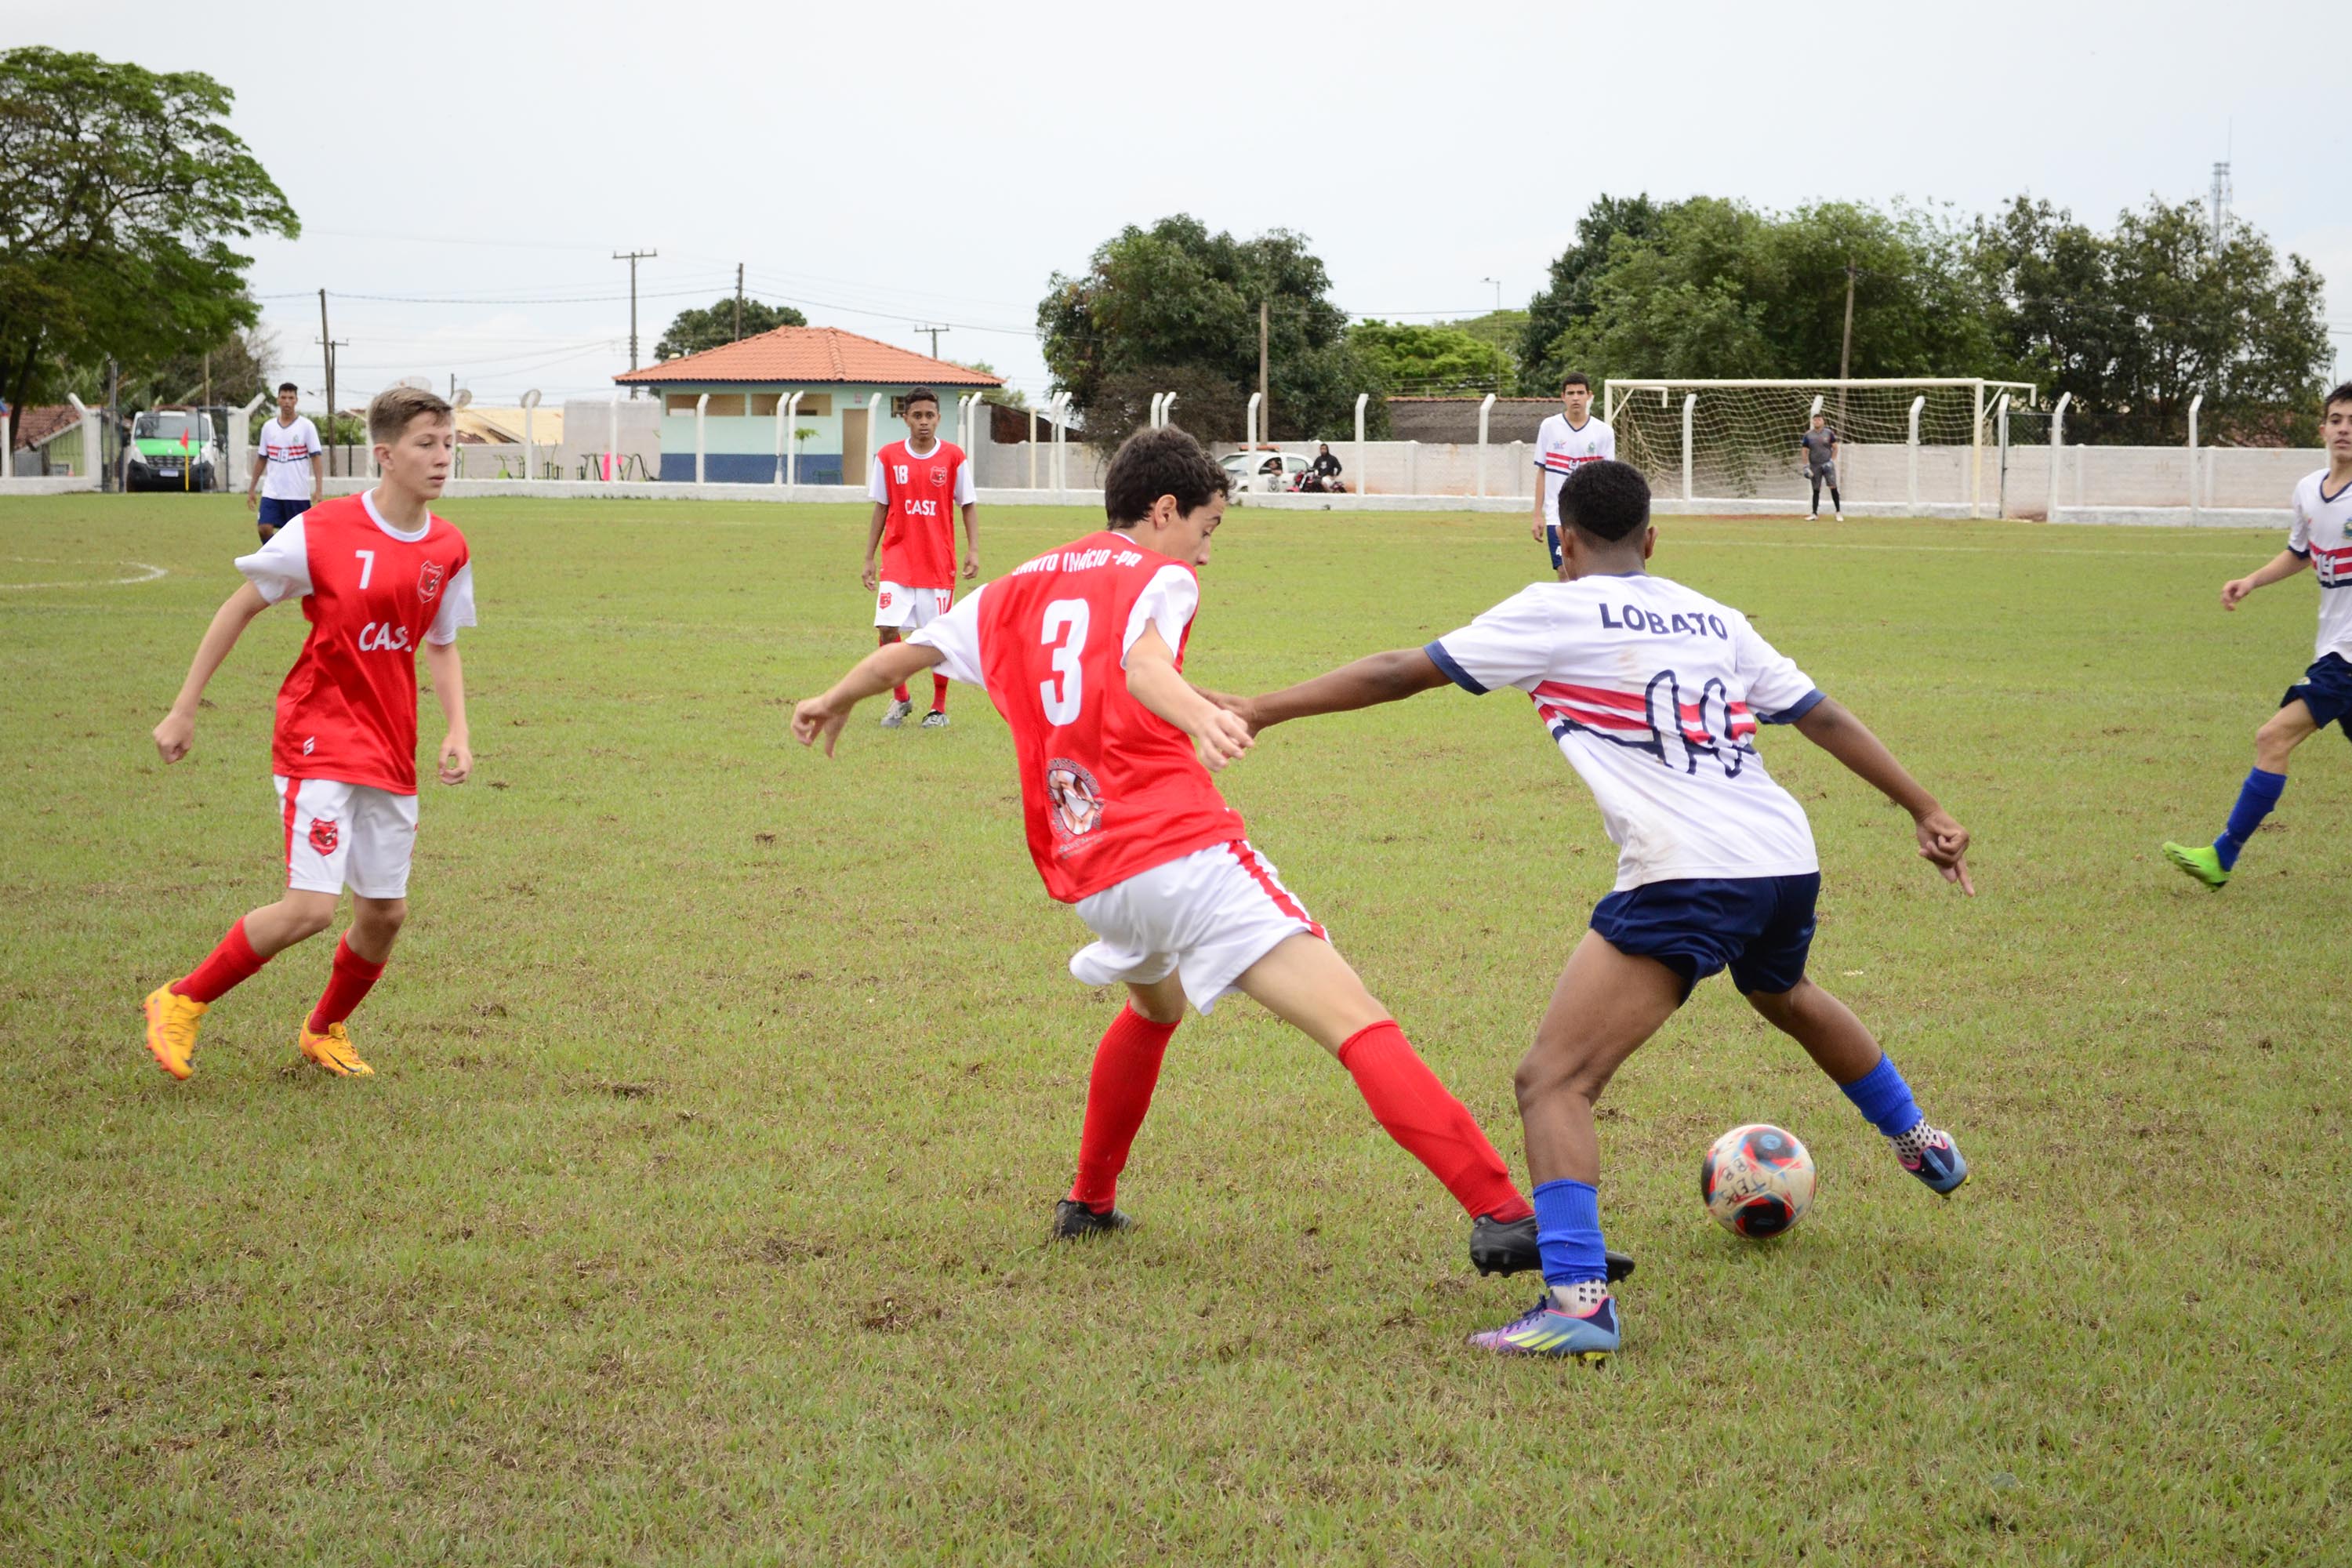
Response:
[274,775,418,898]
[1069,839,1325,1014]
[874,583,951,631]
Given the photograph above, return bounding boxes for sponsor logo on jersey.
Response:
[358,622,413,652]
[302,736,316,756]
[1045,757,1104,840]
[419,560,445,600]
[309,817,339,855]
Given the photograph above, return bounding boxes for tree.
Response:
[1521,194,1674,390]
[1081,365,1247,457]
[1973,194,2330,444]
[1039,213,1384,448]
[1350,320,1517,395]
[652,297,806,361]
[0,47,296,420]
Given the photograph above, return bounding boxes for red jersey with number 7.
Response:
[233,491,477,795]
[907,530,1244,902]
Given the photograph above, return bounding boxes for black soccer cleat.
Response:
[1470,1212,1635,1283]
[1051,1197,1134,1241]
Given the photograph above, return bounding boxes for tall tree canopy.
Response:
[0,46,296,419]
[653,297,808,361]
[1038,214,1381,449]
[1350,319,1517,395]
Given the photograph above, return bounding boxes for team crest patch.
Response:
[929,466,949,488]
[879,590,895,609]
[1045,758,1104,840]
[418,560,445,601]
[308,818,340,855]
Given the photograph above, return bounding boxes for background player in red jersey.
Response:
[140,386,477,1080]
[862,387,978,729]
[797,427,1632,1287]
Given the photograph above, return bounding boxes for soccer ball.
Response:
[1700,1123,1817,1239]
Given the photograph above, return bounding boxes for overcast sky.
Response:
[16,0,2346,407]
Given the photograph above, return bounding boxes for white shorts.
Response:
[1070,840,1326,1014]
[274,775,419,898]
[875,583,951,631]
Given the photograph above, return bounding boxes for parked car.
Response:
[1219,449,1311,494]
[125,408,218,492]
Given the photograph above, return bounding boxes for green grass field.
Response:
[3,494,2347,1564]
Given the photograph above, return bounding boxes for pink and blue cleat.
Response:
[1466,1294,1620,1363]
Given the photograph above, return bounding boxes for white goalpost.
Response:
[1602,378,2038,518]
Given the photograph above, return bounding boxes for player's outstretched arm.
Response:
[2221,549,2308,610]
[152,583,270,764]
[1241,648,1453,735]
[792,641,945,757]
[1791,698,1973,895]
[1126,626,1252,771]
[423,640,471,784]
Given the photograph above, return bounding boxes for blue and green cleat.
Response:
[1465,1294,1620,1362]
[2161,841,2230,889]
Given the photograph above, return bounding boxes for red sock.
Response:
[1068,1005,1180,1210]
[1337,1022,1532,1221]
[893,682,910,703]
[931,673,949,713]
[307,936,387,1034]
[170,918,269,1004]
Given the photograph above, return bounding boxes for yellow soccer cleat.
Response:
[141,985,207,1080]
[299,1022,375,1077]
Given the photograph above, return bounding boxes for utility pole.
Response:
[613,248,657,395]
[915,323,948,361]
[1837,262,1857,426]
[1258,299,1270,445]
[735,262,745,341]
[1483,276,1502,311]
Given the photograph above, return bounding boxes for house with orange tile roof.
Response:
[613,325,1002,485]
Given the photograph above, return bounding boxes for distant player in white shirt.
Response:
[249,381,325,545]
[1237,459,1974,1361]
[1530,372,1613,572]
[2163,380,2352,887]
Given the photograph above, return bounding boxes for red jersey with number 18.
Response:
[869,438,971,589]
[908,531,1244,902]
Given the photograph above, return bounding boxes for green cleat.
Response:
[2161,841,2230,889]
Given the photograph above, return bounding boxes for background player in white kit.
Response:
[1530,372,1613,572]
[248,381,325,544]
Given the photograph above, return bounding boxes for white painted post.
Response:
[0,408,10,478]
[693,392,709,486]
[783,391,804,486]
[1907,394,1926,511]
[1245,391,1262,452]
[2046,391,2071,523]
[521,388,541,482]
[227,393,266,492]
[867,392,884,476]
[1051,393,1069,498]
[1407,439,1420,495]
[1353,392,1369,496]
[1969,380,1984,518]
[67,394,96,483]
[1680,393,1696,502]
[606,396,619,484]
[1162,394,1178,430]
[1994,393,2012,518]
[2187,392,2203,525]
[1027,405,1037,489]
[1475,392,1496,498]
[1149,391,1165,429]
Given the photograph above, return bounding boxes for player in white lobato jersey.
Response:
[1237,459,1974,1360]
[1531,372,1614,573]
[2163,381,2352,887]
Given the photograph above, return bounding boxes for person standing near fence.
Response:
[249,382,325,545]
[1531,373,1613,572]
[1799,412,1842,521]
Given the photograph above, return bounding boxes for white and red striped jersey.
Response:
[1534,413,1615,527]
[1426,572,1821,890]
[2288,468,2352,662]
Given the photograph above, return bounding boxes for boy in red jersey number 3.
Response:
[142,387,477,1080]
[797,427,1616,1284]
[863,386,978,729]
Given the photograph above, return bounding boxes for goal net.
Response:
[1602,379,2038,516]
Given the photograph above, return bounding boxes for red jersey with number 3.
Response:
[234,492,474,794]
[874,438,965,588]
[910,531,1245,902]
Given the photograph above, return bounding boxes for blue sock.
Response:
[1534,1178,1606,1287]
[2213,768,2286,870]
[1838,1054,1923,1139]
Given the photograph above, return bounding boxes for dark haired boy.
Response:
[863,385,978,728]
[1531,372,1614,572]
[143,385,475,1080]
[249,381,325,544]
[1236,458,1973,1359]
[796,425,1619,1285]
[2163,383,2352,887]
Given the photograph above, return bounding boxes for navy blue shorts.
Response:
[2282,652,2352,732]
[257,496,311,532]
[1544,521,1563,572]
[1589,873,1821,1000]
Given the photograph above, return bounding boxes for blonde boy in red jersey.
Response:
[862,386,978,729]
[140,386,477,1080]
[799,426,1632,1284]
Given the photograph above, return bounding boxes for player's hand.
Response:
[862,561,879,593]
[1914,808,1973,895]
[1195,689,1260,736]
[2220,576,2253,611]
[1530,517,1545,543]
[439,734,472,785]
[962,554,979,581]
[1190,705,1254,771]
[792,696,849,757]
[153,710,194,764]
[245,491,258,512]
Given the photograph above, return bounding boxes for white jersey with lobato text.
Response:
[1426,572,1824,891]
[2287,469,2352,662]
